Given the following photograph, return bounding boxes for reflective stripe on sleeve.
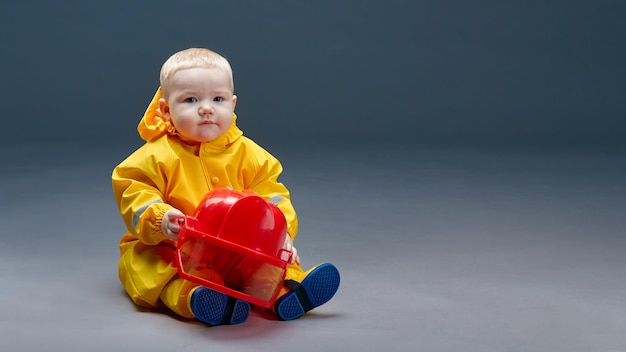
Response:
[132,200,163,233]
[269,195,285,204]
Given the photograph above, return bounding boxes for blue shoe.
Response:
[190,287,250,325]
[275,263,340,321]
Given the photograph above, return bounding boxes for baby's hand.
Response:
[162,208,185,240]
[283,235,301,265]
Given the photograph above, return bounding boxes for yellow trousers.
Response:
[119,239,305,319]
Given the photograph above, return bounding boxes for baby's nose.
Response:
[199,101,214,115]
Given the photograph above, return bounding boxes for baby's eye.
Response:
[184,97,198,103]
[213,97,224,102]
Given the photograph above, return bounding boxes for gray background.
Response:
[2,0,625,147]
[1,1,625,351]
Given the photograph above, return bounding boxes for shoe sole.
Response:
[191,287,250,325]
[276,263,340,320]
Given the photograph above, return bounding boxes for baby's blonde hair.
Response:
[160,48,234,97]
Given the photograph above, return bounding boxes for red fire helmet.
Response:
[176,188,292,308]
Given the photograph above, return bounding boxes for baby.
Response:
[112,47,340,325]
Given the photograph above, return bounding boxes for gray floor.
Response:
[1,143,625,352]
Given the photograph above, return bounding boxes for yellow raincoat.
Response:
[112,88,304,318]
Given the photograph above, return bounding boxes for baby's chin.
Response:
[178,132,219,144]
[181,126,227,141]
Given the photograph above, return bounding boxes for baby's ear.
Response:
[232,95,237,110]
[158,98,171,119]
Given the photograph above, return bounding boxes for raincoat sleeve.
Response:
[112,147,175,245]
[247,150,299,240]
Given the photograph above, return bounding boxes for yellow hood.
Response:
[137,87,242,145]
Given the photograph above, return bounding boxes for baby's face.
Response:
[160,67,236,143]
